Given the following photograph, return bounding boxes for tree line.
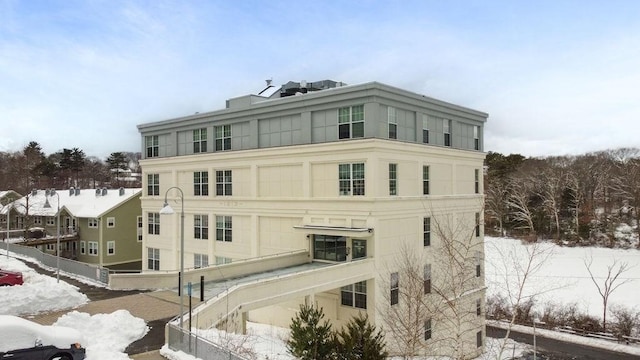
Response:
[485,147,640,247]
[0,141,142,194]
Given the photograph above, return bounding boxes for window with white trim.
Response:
[194,253,209,268]
[46,217,55,226]
[88,218,98,228]
[425,319,433,340]
[422,115,430,143]
[477,330,483,348]
[388,106,397,139]
[475,251,482,277]
[476,298,482,316]
[147,174,160,196]
[193,128,207,153]
[423,217,431,247]
[80,241,86,255]
[215,256,233,265]
[148,213,160,235]
[194,171,209,196]
[216,215,232,242]
[137,216,143,242]
[107,241,115,255]
[107,217,115,228]
[216,170,232,196]
[475,169,480,194]
[215,125,231,151]
[476,212,481,237]
[423,165,430,195]
[339,163,365,196]
[146,135,159,158]
[33,217,42,225]
[194,214,208,240]
[338,105,364,139]
[88,241,98,256]
[444,119,451,147]
[148,247,160,270]
[424,264,432,294]
[389,163,397,196]
[390,272,399,305]
[474,126,480,150]
[341,281,367,309]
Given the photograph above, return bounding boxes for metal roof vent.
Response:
[101,188,108,196]
[119,187,125,196]
[69,187,74,196]
[95,189,101,196]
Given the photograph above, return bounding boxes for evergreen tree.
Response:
[334,313,387,360]
[106,152,128,187]
[287,304,334,360]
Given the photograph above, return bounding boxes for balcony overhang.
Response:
[293,225,374,238]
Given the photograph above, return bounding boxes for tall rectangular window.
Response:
[424,318,432,340]
[88,241,98,256]
[194,253,209,268]
[477,331,483,348]
[148,213,160,235]
[423,217,431,247]
[147,174,159,196]
[389,163,397,195]
[194,214,209,240]
[390,272,399,305]
[193,128,207,153]
[423,165,430,195]
[88,218,98,228]
[216,215,232,242]
[194,171,209,196]
[443,119,451,147]
[475,251,482,277]
[422,115,430,143]
[352,239,366,260]
[424,264,431,294]
[341,281,367,309]
[215,125,231,151]
[474,126,480,150]
[106,217,115,228]
[107,241,115,255]
[476,298,482,316]
[137,216,143,242]
[145,135,159,158]
[475,169,480,194]
[388,106,397,139]
[80,241,86,255]
[338,105,364,139]
[475,212,481,237]
[148,247,160,270]
[339,163,365,196]
[216,170,233,196]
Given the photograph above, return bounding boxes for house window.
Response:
[424,318,432,340]
[477,330,483,348]
[88,241,98,256]
[80,241,86,255]
[423,217,431,247]
[389,163,397,196]
[338,105,364,139]
[46,243,55,251]
[476,298,482,316]
[107,241,115,255]
[475,251,482,277]
[352,239,366,260]
[215,256,233,265]
[88,218,98,228]
[422,115,430,143]
[107,217,115,228]
[148,213,160,235]
[423,166,430,195]
[216,170,232,196]
[33,217,42,225]
[145,135,159,158]
[424,264,431,294]
[194,253,209,268]
[147,174,159,196]
[339,163,365,196]
[194,171,209,196]
[215,124,231,151]
[443,119,451,147]
[46,217,55,226]
[215,215,232,242]
[475,212,481,237]
[148,247,160,270]
[475,169,480,194]
[388,106,397,139]
[137,216,143,242]
[313,235,347,262]
[194,214,209,240]
[390,272,399,305]
[341,281,367,309]
[474,126,480,150]
[193,128,207,153]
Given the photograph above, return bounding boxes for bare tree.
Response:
[506,177,536,236]
[583,256,634,331]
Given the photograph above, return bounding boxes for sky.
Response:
[1,1,639,159]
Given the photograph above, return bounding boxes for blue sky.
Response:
[1,1,639,158]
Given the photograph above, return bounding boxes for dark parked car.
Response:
[0,315,86,360]
[0,269,23,286]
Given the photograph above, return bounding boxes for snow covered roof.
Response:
[7,188,141,218]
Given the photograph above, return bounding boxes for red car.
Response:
[0,269,24,286]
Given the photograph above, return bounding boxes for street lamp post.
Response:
[44,190,61,283]
[5,203,10,259]
[160,186,185,331]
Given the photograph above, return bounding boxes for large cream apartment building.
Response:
[137,80,487,358]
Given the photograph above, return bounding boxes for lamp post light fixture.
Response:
[160,186,185,331]
[43,189,61,283]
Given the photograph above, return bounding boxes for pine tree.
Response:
[287,304,335,360]
[335,312,387,360]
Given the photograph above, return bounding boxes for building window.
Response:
[423,217,431,246]
[477,330,483,348]
[476,251,482,277]
[46,243,55,251]
[424,318,432,340]
[80,241,86,255]
[215,256,233,265]
[194,253,209,268]
[352,239,366,260]
[339,163,365,196]
[475,169,480,194]
[388,106,397,139]
[148,247,160,270]
[422,115,430,143]
[423,165,430,195]
[215,124,231,151]
[389,163,397,196]
[146,135,159,158]
[424,264,431,294]
[137,216,143,242]
[390,272,399,305]
[107,217,115,228]
[33,217,42,225]
[338,105,364,139]
[216,170,232,196]
[194,171,209,196]
[443,119,451,147]
[147,174,159,196]
[88,218,98,228]
[474,126,480,150]
[341,281,367,309]
[46,217,55,226]
[88,241,98,256]
[107,241,115,255]
[194,214,209,240]
[475,212,481,237]
[216,215,232,242]
[193,128,207,153]
[313,235,347,261]
[476,298,482,316]
[148,213,160,235]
